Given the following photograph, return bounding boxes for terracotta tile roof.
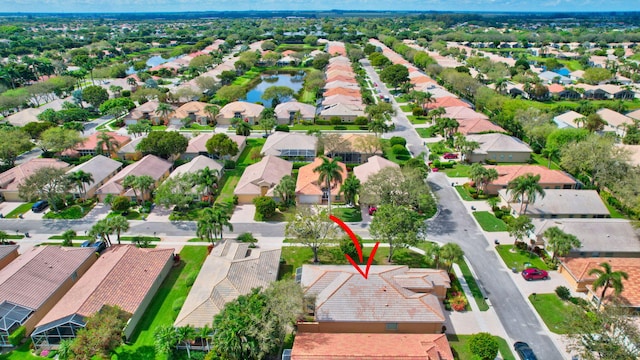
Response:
[325,63,352,72]
[486,165,576,188]
[174,241,280,328]
[547,83,565,93]
[68,131,131,154]
[0,246,96,310]
[301,265,450,323]
[296,157,347,196]
[353,155,399,184]
[96,154,172,196]
[291,333,454,360]
[0,158,70,192]
[426,96,470,110]
[36,245,173,327]
[444,106,488,120]
[0,245,19,269]
[323,87,361,98]
[560,257,640,307]
[234,155,292,196]
[456,118,506,135]
[326,42,347,56]
[324,80,360,89]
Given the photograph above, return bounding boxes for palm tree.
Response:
[368,117,393,137]
[543,226,581,264]
[68,170,94,199]
[88,219,113,247]
[541,146,559,169]
[210,205,233,243]
[440,243,464,272]
[122,175,139,204]
[424,242,442,269]
[198,324,213,351]
[487,196,500,212]
[153,324,178,355]
[196,167,220,203]
[196,208,218,244]
[235,120,252,136]
[108,215,130,245]
[588,262,629,310]
[429,106,446,125]
[340,175,361,206]
[507,173,546,214]
[313,157,344,216]
[469,164,498,194]
[61,229,76,247]
[135,175,155,204]
[156,103,173,126]
[274,175,296,207]
[494,78,508,94]
[95,132,120,158]
[204,104,220,126]
[126,77,138,91]
[175,325,195,358]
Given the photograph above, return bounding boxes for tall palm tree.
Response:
[95,132,120,158]
[368,117,392,137]
[204,104,220,126]
[122,175,139,204]
[175,325,195,358]
[313,157,344,216]
[156,103,173,126]
[135,175,155,205]
[340,175,361,206]
[108,215,130,245]
[541,146,559,169]
[210,205,233,243]
[196,208,218,244]
[126,77,138,91]
[274,175,296,207]
[68,170,94,199]
[424,242,442,269]
[235,121,252,136]
[61,229,76,247]
[196,167,220,203]
[88,219,113,247]
[507,173,546,214]
[440,243,464,272]
[588,262,629,310]
[494,78,508,94]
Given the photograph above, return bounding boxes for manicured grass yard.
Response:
[529,293,573,334]
[0,340,44,360]
[531,153,561,170]
[440,163,472,178]
[331,207,362,222]
[112,246,208,360]
[406,115,428,124]
[289,124,366,131]
[4,203,34,218]
[454,186,475,201]
[416,127,436,138]
[472,211,508,232]
[400,104,413,112]
[495,245,549,272]
[447,334,515,360]
[457,259,489,311]
[215,138,265,205]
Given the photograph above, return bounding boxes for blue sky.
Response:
[0,0,636,13]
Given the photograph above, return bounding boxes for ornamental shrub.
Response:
[468,332,499,360]
[555,286,571,301]
[389,136,407,147]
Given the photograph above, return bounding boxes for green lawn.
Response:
[0,340,45,360]
[49,235,93,240]
[531,153,561,170]
[457,259,489,311]
[440,163,472,177]
[472,211,508,232]
[214,139,266,206]
[381,139,410,165]
[604,202,626,219]
[406,115,429,124]
[107,210,143,220]
[289,124,366,131]
[400,104,413,112]
[184,123,215,131]
[112,246,208,360]
[528,293,573,334]
[454,186,475,201]
[495,245,549,272]
[43,202,96,219]
[447,334,515,360]
[331,207,362,222]
[415,127,437,138]
[3,203,34,218]
[151,125,167,131]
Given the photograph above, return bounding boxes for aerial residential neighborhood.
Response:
[0,6,639,360]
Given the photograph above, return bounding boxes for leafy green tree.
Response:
[262,86,294,108]
[380,64,409,89]
[368,117,393,137]
[153,324,178,356]
[57,339,73,360]
[70,305,130,359]
[127,120,152,137]
[22,121,54,139]
[340,174,361,206]
[235,120,252,136]
[39,127,82,154]
[82,85,109,109]
[0,128,32,167]
[253,196,277,221]
[111,195,131,213]
[589,262,629,310]
[99,97,135,114]
[206,133,239,159]
[360,167,435,215]
[543,226,581,263]
[196,166,220,203]
[440,243,464,272]
[61,229,76,247]
[507,174,545,214]
[469,332,499,360]
[216,85,247,102]
[313,156,344,216]
[469,164,499,194]
[583,67,612,84]
[274,175,296,207]
[18,167,71,211]
[154,174,195,211]
[370,204,427,262]
[136,131,188,159]
[285,206,339,263]
[505,215,534,248]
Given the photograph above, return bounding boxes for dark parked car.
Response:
[80,240,92,248]
[31,200,49,213]
[514,341,538,360]
[368,206,377,216]
[92,241,107,253]
[443,152,459,159]
[521,268,549,281]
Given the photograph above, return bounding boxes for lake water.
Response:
[126,55,179,75]
[243,74,305,108]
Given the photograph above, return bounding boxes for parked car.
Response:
[368,206,377,216]
[31,200,49,213]
[521,268,549,281]
[80,240,92,248]
[92,241,107,253]
[443,152,459,159]
[514,341,538,360]
[432,168,439,172]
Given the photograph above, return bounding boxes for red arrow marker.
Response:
[329,215,379,279]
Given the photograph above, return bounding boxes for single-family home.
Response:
[234,156,292,204]
[498,189,610,219]
[296,157,347,205]
[318,103,365,122]
[626,109,640,121]
[261,132,318,161]
[324,80,359,89]
[425,96,471,110]
[320,94,363,108]
[597,108,634,137]
[181,133,247,161]
[484,165,577,195]
[290,333,454,360]
[168,155,224,201]
[0,245,19,271]
[174,241,280,331]
[323,87,360,98]
[95,154,172,202]
[465,133,532,163]
[538,71,572,85]
[170,101,211,126]
[274,101,316,125]
[353,155,399,184]
[297,265,450,334]
[324,134,382,164]
[532,218,640,257]
[31,246,174,349]
[124,100,172,125]
[63,132,131,158]
[217,101,264,125]
[454,118,506,136]
[0,158,71,202]
[0,246,96,345]
[66,155,122,199]
[116,136,145,161]
[553,110,585,129]
[444,106,488,121]
[557,257,640,310]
